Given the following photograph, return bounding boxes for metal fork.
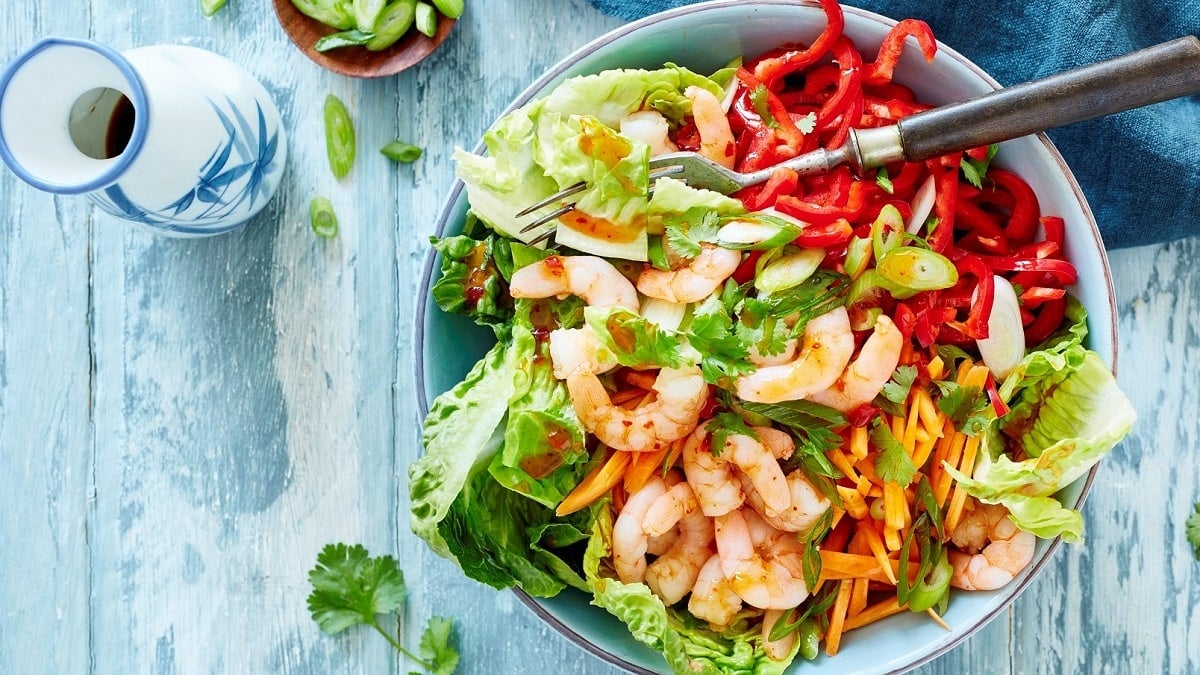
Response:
[515,35,1200,243]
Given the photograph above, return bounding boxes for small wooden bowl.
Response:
[273,0,456,78]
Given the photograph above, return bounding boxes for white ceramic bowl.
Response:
[416,1,1118,672]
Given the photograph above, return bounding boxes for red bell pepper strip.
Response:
[863,19,937,86]
[816,37,863,128]
[731,250,763,285]
[739,167,800,211]
[925,162,958,253]
[795,218,854,248]
[824,94,863,150]
[735,68,806,157]
[751,0,845,87]
[1024,296,1067,347]
[892,302,917,340]
[776,181,871,224]
[984,374,1010,417]
[1040,215,1065,250]
[986,169,1040,244]
[1019,286,1067,308]
[980,255,1078,285]
[952,255,995,340]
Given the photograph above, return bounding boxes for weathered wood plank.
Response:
[0,3,95,673]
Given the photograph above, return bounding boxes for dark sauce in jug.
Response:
[104,95,136,158]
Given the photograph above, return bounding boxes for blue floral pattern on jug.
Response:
[89,95,282,235]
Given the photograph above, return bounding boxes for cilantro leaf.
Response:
[960,144,999,189]
[934,381,990,434]
[880,365,918,405]
[1187,502,1200,561]
[308,543,455,673]
[419,617,460,675]
[795,111,817,135]
[871,421,917,486]
[663,208,721,259]
[307,543,407,635]
[749,84,779,129]
[705,412,759,456]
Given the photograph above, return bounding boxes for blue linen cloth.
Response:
[587,0,1200,249]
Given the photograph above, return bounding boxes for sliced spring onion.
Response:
[639,296,689,331]
[717,214,802,250]
[871,203,905,260]
[431,0,464,18]
[309,197,339,238]
[323,94,355,180]
[200,0,227,17]
[380,140,422,162]
[907,174,937,235]
[975,275,1025,380]
[314,29,376,52]
[414,1,437,37]
[875,246,958,299]
[755,247,824,294]
[843,235,873,280]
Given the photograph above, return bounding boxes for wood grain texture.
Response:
[0,0,1196,674]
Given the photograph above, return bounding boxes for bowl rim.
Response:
[413,1,1118,672]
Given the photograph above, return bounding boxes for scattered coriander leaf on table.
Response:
[307,543,459,673]
[381,140,423,163]
[324,94,356,179]
[309,197,339,238]
[1187,502,1200,561]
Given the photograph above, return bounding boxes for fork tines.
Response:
[515,165,686,237]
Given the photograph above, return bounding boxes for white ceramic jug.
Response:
[0,37,287,237]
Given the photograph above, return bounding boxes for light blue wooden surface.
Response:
[1,1,1197,673]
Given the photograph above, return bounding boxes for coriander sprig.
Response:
[307,543,459,674]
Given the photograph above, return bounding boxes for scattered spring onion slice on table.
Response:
[381,140,423,162]
[200,0,227,17]
[309,197,339,238]
[323,94,356,179]
[291,0,461,51]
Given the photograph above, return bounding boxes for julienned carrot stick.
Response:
[844,597,906,631]
[623,444,669,495]
[857,522,897,584]
[849,577,870,618]
[824,579,854,656]
[556,449,632,516]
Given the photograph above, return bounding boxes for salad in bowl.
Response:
[412,1,1136,672]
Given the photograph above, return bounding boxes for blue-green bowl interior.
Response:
[416,1,1117,673]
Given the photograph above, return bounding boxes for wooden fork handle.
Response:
[895,36,1200,162]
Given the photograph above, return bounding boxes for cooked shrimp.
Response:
[723,432,791,520]
[735,306,855,404]
[612,477,668,584]
[646,529,678,557]
[508,254,639,311]
[686,86,736,169]
[682,427,744,517]
[762,610,797,661]
[636,244,742,304]
[688,553,743,628]
[619,110,679,157]
[546,327,618,379]
[755,426,795,461]
[644,483,714,605]
[948,501,1036,591]
[713,508,809,609]
[808,314,904,412]
[740,469,831,533]
[567,365,708,452]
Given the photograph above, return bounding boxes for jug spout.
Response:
[0,37,149,194]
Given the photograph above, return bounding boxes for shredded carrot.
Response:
[883,523,903,551]
[912,432,939,470]
[819,551,905,584]
[837,485,870,521]
[849,577,870,618]
[926,355,945,381]
[824,579,854,657]
[945,434,983,534]
[917,389,942,438]
[623,370,657,391]
[902,395,922,455]
[883,482,907,532]
[849,425,869,460]
[623,445,669,495]
[556,449,632,516]
[844,597,907,631]
[827,448,861,484]
[610,388,645,407]
[856,522,897,585]
[890,414,906,444]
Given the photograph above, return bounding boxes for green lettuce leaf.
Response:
[583,305,692,371]
[453,105,561,241]
[946,304,1136,543]
[489,301,590,509]
[648,176,746,220]
[410,341,515,559]
[429,233,514,333]
[541,64,723,127]
[583,508,798,675]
